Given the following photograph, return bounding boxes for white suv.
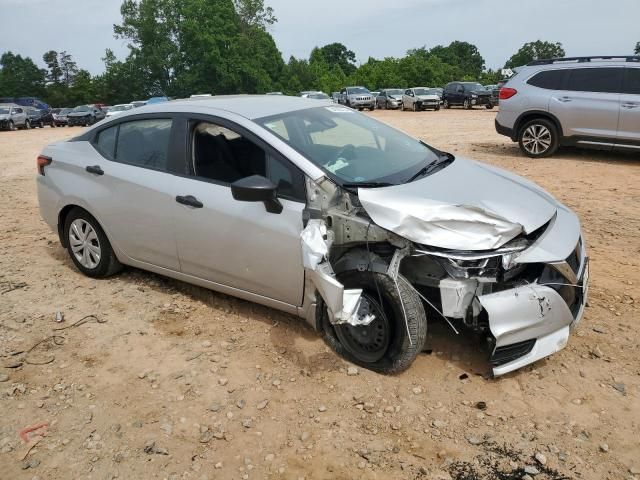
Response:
[495,56,640,157]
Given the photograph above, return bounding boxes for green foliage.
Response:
[0,52,46,98]
[310,43,357,76]
[505,40,565,68]
[635,42,640,55]
[1,2,529,106]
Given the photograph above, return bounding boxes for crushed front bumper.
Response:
[480,243,589,376]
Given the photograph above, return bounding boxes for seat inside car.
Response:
[193,122,266,182]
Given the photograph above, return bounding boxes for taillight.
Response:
[499,88,518,100]
[37,155,52,176]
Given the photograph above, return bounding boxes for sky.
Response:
[1,0,638,75]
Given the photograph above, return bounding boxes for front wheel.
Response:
[463,99,472,110]
[64,208,122,278]
[24,120,31,130]
[8,121,16,131]
[321,269,427,374]
[486,104,494,110]
[518,118,559,158]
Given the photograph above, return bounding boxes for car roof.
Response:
[125,95,334,120]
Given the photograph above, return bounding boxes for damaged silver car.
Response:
[37,96,589,376]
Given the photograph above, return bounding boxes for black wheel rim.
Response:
[334,294,390,363]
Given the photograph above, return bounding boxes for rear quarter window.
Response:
[527,70,568,90]
[623,68,640,95]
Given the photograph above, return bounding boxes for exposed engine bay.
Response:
[299,175,589,376]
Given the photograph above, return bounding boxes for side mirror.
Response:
[231,175,283,214]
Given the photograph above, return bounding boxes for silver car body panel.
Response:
[357,158,558,251]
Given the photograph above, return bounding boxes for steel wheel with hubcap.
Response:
[64,207,122,278]
[518,118,559,158]
[69,219,101,269]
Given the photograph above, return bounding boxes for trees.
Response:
[310,43,357,76]
[505,41,565,68]
[635,42,640,55]
[0,52,46,98]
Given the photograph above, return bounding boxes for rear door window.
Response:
[116,119,172,170]
[622,68,640,95]
[565,67,623,93]
[527,70,568,90]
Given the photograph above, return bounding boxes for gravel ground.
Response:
[1,108,639,480]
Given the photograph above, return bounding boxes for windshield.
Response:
[60,108,72,115]
[257,106,441,185]
[0,107,9,114]
[346,87,369,95]
[73,105,90,112]
[426,88,440,95]
[464,83,484,92]
[111,105,127,111]
[308,93,330,99]
[413,88,432,95]
[386,89,404,96]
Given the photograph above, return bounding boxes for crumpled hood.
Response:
[357,158,559,251]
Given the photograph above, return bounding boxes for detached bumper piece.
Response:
[490,339,536,367]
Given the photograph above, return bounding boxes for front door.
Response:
[172,118,306,306]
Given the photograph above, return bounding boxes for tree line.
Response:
[0,0,636,107]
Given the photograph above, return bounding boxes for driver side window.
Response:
[190,121,305,202]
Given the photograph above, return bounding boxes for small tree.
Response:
[505,41,565,68]
[635,42,640,55]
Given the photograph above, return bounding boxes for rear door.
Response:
[171,116,306,306]
[88,116,181,270]
[549,67,622,143]
[617,66,640,148]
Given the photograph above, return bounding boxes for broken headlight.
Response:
[439,256,499,279]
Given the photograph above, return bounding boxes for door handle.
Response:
[176,195,203,208]
[86,165,104,175]
[556,96,572,103]
[621,103,639,109]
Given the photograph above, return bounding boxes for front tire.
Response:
[8,120,16,131]
[24,120,31,130]
[463,99,472,110]
[412,102,418,112]
[321,269,427,374]
[486,104,494,110]
[518,118,559,158]
[64,208,122,278]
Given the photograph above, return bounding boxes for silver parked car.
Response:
[496,55,640,157]
[0,103,30,130]
[37,96,588,376]
[338,86,376,111]
[402,88,441,111]
[376,89,405,109]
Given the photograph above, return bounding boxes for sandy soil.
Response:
[1,109,639,480]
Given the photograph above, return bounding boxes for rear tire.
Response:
[8,121,15,131]
[321,269,427,374]
[518,118,559,158]
[486,104,494,110]
[64,207,122,278]
[463,99,472,110]
[443,99,450,109]
[24,120,31,130]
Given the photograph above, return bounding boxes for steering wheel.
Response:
[333,144,356,163]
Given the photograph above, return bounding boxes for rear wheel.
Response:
[486,104,494,110]
[64,208,122,278]
[321,269,427,374]
[8,121,15,131]
[518,118,559,158]
[443,99,450,109]
[463,99,472,110]
[24,120,31,130]
[412,102,418,112]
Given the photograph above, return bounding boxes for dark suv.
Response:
[443,82,494,109]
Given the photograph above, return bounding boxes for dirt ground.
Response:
[1,108,639,480]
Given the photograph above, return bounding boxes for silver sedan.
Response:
[37,96,588,375]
